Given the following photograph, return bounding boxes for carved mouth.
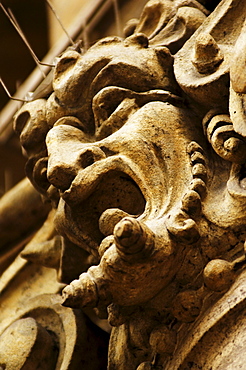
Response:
[57,168,146,255]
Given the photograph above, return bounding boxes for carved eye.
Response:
[92,87,138,140]
[124,33,149,48]
[95,97,137,140]
[54,50,80,77]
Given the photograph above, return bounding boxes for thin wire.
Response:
[0,77,29,103]
[7,9,47,78]
[112,0,121,37]
[82,18,89,51]
[7,6,55,68]
[45,0,75,46]
[0,3,54,70]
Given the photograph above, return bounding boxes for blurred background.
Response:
[0,0,148,196]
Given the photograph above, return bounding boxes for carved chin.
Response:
[54,169,146,256]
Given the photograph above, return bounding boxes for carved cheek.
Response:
[46,123,106,191]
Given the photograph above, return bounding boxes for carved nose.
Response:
[47,145,106,191]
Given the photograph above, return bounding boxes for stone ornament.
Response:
[0,294,108,369]
[1,0,246,368]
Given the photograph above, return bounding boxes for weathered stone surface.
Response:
[1,0,246,369]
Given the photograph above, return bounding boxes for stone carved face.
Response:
[15,24,244,294]
[45,35,179,255]
[12,1,246,369]
[10,2,246,370]
[13,0,246,330]
[14,32,208,305]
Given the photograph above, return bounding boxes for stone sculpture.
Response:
[1,0,246,368]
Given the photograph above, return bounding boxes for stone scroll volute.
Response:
[2,0,246,369]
